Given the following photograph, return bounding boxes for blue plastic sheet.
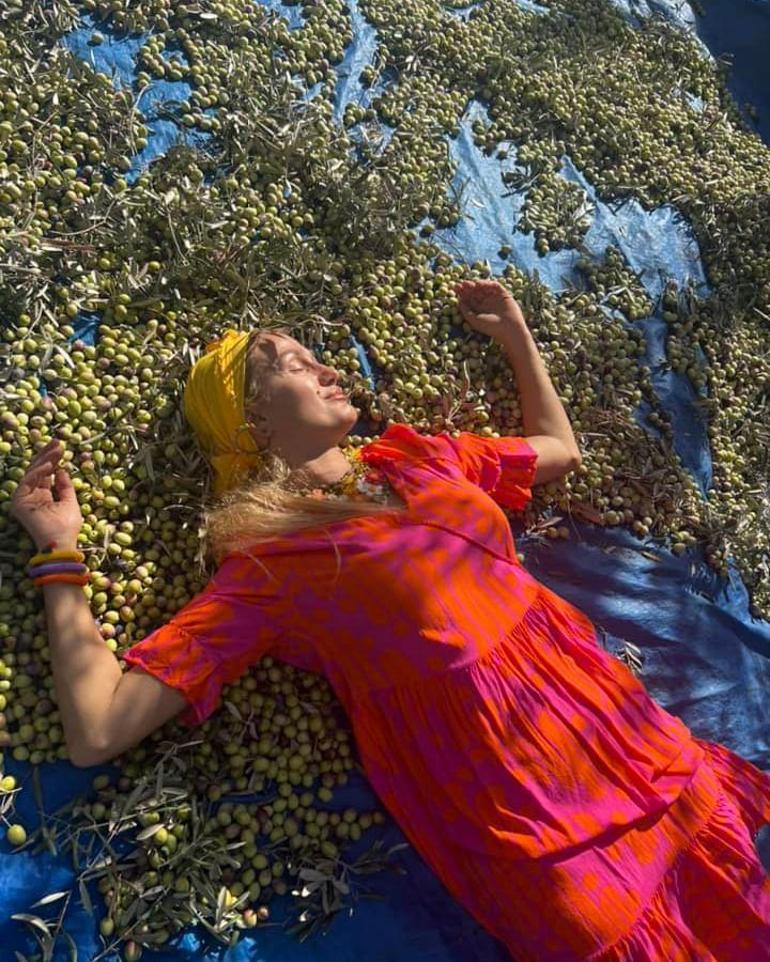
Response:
[3,2,770,960]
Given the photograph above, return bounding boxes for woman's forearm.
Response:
[42,580,123,765]
[497,319,580,457]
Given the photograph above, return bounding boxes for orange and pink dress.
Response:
[123,423,770,961]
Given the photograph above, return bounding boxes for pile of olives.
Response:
[1,0,770,957]
[517,170,594,254]
[64,658,385,954]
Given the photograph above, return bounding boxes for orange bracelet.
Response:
[33,572,91,588]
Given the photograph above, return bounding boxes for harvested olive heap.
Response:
[1,0,770,956]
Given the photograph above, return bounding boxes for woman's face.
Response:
[245,331,358,464]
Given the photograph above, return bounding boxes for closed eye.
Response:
[285,350,322,372]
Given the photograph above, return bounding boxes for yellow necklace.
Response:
[294,449,392,503]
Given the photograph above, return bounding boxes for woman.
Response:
[11,280,770,961]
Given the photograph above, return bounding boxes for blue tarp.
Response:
[3,1,770,959]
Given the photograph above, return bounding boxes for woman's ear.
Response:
[245,404,271,450]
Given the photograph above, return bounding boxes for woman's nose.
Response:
[318,365,338,385]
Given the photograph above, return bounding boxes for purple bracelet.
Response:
[27,561,88,578]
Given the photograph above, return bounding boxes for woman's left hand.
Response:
[453,279,526,341]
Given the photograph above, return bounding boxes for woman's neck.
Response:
[286,447,353,490]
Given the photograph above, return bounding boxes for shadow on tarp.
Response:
[694,0,770,146]
[519,521,770,769]
[3,2,770,960]
[604,0,769,145]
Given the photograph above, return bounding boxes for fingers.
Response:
[36,438,62,456]
[454,279,505,298]
[28,460,56,478]
[25,445,62,482]
[29,439,59,462]
[21,465,55,493]
[22,465,56,492]
[28,439,63,470]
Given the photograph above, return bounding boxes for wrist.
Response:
[33,537,82,554]
[494,316,528,345]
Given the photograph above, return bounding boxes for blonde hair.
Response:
[200,327,396,569]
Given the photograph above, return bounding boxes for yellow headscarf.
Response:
[183,328,265,497]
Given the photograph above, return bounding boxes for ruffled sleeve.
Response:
[358,422,447,465]
[121,554,279,727]
[439,431,539,512]
[360,423,538,512]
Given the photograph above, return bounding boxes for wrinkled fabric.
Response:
[124,424,770,960]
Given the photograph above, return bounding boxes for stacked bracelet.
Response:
[32,574,91,588]
[28,561,87,578]
[29,547,86,567]
[27,544,90,588]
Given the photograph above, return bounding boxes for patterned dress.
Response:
[123,423,770,961]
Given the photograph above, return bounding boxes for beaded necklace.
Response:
[292,448,392,504]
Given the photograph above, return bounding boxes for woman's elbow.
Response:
[68,738,113,769]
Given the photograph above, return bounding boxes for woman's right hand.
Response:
[9,439,83,552]
[453,279,526,342]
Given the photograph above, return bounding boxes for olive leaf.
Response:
[223,700,243,722]
[297,867,331,883]
[136,823,166,841]
[61,929,78,962]
[29,892,69,909]
[78,878,93,916]
[214,886,230,927]
[10,914,54,945]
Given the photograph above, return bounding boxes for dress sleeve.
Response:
[438,431,539,512]
[121,555,278,727]
[361,423,539,512]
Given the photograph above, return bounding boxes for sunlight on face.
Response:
[246,330,357,463]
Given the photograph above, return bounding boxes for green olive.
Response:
[7,824,27,846]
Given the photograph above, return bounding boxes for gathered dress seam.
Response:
[585,779,725,961]
[349,599,548,698]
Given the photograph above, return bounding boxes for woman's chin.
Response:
[338,403,359,428]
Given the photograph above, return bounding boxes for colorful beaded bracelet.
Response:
[27,561,89,579]
[29,548,86,567]
[33,572,91,588]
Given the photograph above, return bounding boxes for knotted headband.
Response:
[183,328,265,497]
